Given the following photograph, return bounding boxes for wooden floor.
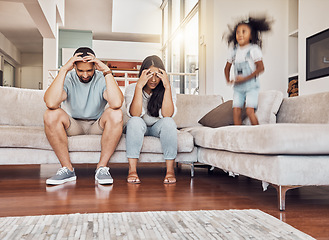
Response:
[0,163,329,239]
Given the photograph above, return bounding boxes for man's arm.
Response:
[87,54,123,109]
[103,72,124,109]
[44,53,83,109]
[44,68,68,109]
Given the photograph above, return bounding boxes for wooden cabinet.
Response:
[102,60,141,87]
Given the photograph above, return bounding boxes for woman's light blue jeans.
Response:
[125,117,177,160]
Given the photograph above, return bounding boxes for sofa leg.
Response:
[272,185,301,211]
[208,166,215,174]
[191,163,195,178]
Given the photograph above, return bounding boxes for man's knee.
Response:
[44,109,65,126]
[102,108,123,126]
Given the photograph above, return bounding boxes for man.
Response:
[44,47,123,185]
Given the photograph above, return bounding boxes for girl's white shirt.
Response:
[227,44,263,73]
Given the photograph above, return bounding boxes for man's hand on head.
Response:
[62,53,84,72]
[86,53,112,75]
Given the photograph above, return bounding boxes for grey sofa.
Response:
[1,86,329,210]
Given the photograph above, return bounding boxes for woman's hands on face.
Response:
[137,69,153,89]
[136,68,170,91]
[156,69,170,89]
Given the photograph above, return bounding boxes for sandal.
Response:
[163,173,176,184]
[127,171,141,184]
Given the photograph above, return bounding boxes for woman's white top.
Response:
[124,83,177,126]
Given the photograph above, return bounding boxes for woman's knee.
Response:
[126,117,146,131]
[160,117,177,131]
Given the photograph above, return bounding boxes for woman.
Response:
[124,55,177,184]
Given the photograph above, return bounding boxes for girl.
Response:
[124,55,177,184]
[224,16,272,125]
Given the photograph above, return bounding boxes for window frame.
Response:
[161,0,199,94]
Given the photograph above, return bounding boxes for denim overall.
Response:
[232,48,260,108]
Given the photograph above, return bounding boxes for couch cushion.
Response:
[185,123,329,154]
[0,87,46,127]
[0,126,194,153]
[277,91,329,124]
[243,90,283,125]
[173,94,223,128]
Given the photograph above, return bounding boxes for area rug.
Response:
[0,209,314,240]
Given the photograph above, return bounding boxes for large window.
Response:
[161,0,199,94]
[184,0,198,16]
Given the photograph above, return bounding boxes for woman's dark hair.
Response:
[139,55,166,117]
[224,16,272,48]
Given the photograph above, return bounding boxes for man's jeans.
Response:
[125,117,177,160]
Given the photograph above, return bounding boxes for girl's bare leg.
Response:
[246,107,259,125]
[233,107,242,125]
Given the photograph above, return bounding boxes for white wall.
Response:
[112,0,161,35]
[93,40,161,61]
[0,32,21,65]
[20,53,43,89]
[43,37,58,89]
[56,0,65,26]
[25,0,63,89]
[203,0,288,100]
[199,0,215,95]
[298,0,329,95]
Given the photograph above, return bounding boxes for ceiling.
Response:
[0,1,43,53]
[0,0,160,55]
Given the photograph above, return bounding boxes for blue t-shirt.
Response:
[63,70,107,120]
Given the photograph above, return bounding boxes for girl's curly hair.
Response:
[224,16,273,48]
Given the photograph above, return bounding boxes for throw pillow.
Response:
[243,90,283,125]
[198,100,246,128]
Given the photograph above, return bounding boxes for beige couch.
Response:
[1,86,329,210]
[185,91,329,210]
[0,86,221,176]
